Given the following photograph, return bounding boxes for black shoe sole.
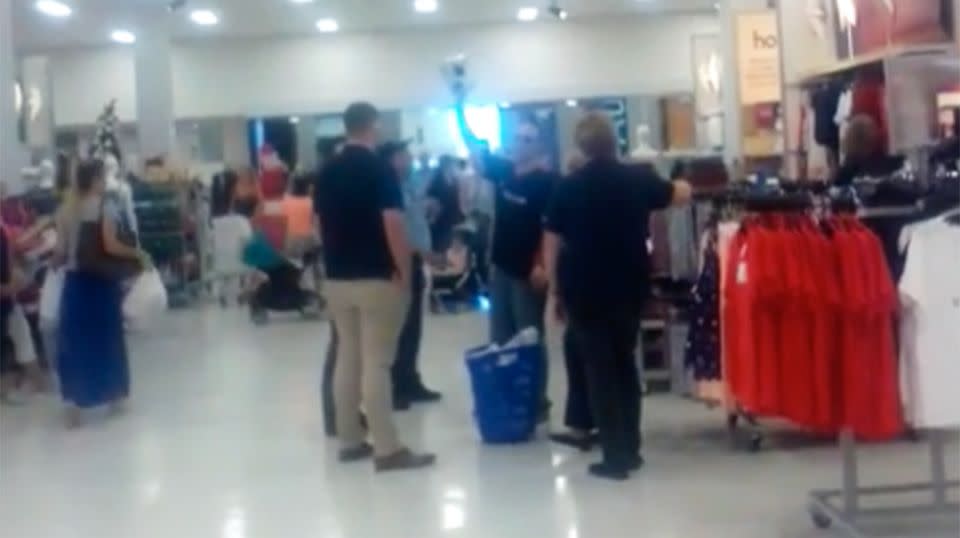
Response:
[588,463,630,481]
[549,433,595,452]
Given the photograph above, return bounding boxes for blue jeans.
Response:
[489,266,548,406]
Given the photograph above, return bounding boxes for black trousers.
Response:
[392,255,425,398]
[568,315,642,467]
[322,320,338,437]
[562,327,594,432]
[0,306,21,377]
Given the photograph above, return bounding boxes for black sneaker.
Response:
[393,396,411,411]
[588,462,630,481]
[374,449,436,472]
[407,386,443,404]
[338,443,374,462]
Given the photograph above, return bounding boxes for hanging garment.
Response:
[898,215,960,428]
[685,232,721,381]
[721,214,903,438]
[667,206,698,281]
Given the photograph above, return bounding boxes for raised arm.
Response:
[625,162,693,210]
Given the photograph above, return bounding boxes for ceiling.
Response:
[13,0,716,51]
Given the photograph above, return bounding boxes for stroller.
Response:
[243,214,321,325]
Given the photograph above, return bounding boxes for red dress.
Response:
[855,226,903,440]
[723,228,761,411]
[752,226,784,415]
[808,227,843,432]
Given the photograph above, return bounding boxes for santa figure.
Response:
[257,143,288,201]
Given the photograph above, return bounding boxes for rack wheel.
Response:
[809,507,832,529]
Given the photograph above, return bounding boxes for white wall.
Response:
[47,15,719,126]
[50,48,137,126]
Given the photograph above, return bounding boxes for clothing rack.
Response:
[686,185,821,453]
[808,429,959,536]
[807,201,960,536]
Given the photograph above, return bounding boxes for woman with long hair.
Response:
[426,155,464,252]
[232,166,260,218]
[54,159,146,427]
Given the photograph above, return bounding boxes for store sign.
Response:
[736,11,783,105]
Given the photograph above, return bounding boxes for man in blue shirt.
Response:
[379,141,442,409]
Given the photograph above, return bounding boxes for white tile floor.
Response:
[1,308,957,538]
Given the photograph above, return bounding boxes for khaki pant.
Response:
[326,279,410,456]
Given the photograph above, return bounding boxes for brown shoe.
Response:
[338,443,374,462]
[374,449,436,472]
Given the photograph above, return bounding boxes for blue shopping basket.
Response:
[465,343,544,444]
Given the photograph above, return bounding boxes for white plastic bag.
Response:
[39,268,65,328]
[123,270,168,329]
[10,306,37,365]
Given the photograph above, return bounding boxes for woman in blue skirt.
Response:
[54,159,145,427]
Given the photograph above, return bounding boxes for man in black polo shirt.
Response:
[315,102,435,472]
[544,112,692,480]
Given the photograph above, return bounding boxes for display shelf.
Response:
[791,43,956,85]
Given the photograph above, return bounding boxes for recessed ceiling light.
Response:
[499,101,512,109]
[414,0,438,13]
[289,116,300,124]
[190,9,219,26]
[290,0,315,3]
[565,99,578,107]
[35,0,72,18]
[110,29,136,44]
[316,18,339,32]
[517,7,538,22]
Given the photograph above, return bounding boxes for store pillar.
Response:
[718,0,770,165]
[0,0,28,188]
[134,13,176,160]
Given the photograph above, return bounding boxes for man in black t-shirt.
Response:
[544,112,692,481]
[470,118,558,417]
[315,102,435,472]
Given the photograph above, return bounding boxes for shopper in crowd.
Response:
[54,159,147,427]
[544,112,692,480]
[232,166,260,218]
[380,141,442,410]
[282,174,317,253]
[548,150,596,451]
[426,155,464,252]
[458,111,559,418]
[0,223,23,404]
[316,102,435,472]
[833,114,904,187]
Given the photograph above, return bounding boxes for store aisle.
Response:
[0,308,955,538]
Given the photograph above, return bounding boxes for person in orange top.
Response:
[282,173,317,248]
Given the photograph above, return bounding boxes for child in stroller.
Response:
[430,227,480,313]
[243,214,321,324]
